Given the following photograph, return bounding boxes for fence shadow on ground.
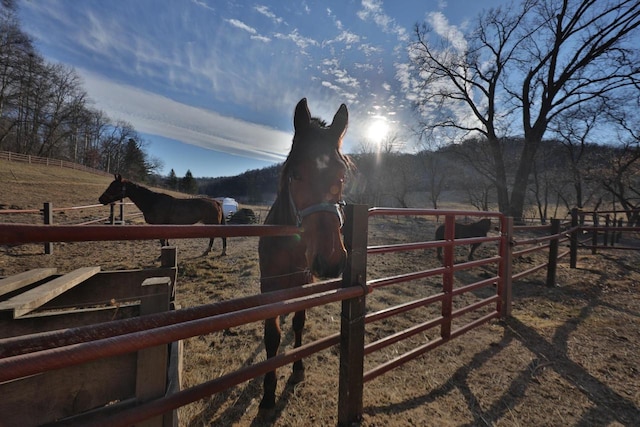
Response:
[363,276,640,426]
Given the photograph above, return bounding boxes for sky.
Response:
[17,0,505,178]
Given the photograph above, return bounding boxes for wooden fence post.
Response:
[337,204,368,427]
[570,208,578,268]
[616,218,623,243]
[604,214,610,247]
[546,219,560,287]
[43,202,53,255]
[136,277,172,427]
[591,213,598,254]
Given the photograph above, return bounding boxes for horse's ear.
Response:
[330,104,348,141]
[115,174,122,181]
[294,98,311,132]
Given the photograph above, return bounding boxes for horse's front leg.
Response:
[221,237,227,256]
[203,238,213,256]
[468,243,481,260]
[291,309,306,382]
[259,316,281,414]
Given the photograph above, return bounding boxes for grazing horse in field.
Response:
[435,218,492,261]
[98,174,227,256]
[258,98,350,417]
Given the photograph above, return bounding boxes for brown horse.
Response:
[435,218,491,261]
[257,98,351,417]
[98,174,227,256]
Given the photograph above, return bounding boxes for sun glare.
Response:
[367,118,390,144]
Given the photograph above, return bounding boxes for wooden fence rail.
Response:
[0,150,112,177]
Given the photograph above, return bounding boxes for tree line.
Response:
[197,135,640,225]
[0,2,158,182]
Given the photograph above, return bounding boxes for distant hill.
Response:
[197,164,281,204]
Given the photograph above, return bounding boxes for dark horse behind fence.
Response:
[98,174,227,256]
[257,98,351,419]
[435,218,492,261]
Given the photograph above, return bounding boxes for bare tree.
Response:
[39,64,87,158]
[599,89,640,225]
[417,149,446,209]
[404,0,640,220]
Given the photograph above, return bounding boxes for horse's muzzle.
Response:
[311,251,346,278]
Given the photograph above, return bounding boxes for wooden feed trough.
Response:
[0,247,181,427]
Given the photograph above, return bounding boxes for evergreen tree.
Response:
[181,169,198,194]
[121,138,148,181]
[166,169,178,190]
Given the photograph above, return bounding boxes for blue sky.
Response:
[18,0,504,178]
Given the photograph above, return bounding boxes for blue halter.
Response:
[288,177,345,228]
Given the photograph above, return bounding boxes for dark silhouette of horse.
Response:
[257,98,351,418]
[435,218,492,261]
[98,174,227,256]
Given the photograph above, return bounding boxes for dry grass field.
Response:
[1,159,639,426]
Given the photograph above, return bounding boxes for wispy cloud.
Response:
[191,0,215,13]
[79,69,291,163]
[254,5,284,25]
[225,18,257,34]
[357,0,408,42]
[274,29,318,51]
[427,11,467,52]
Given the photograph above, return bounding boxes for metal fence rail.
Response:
[1,204,638,425]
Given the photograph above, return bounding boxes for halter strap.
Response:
[288,178,345,228]
[296,201,345,228]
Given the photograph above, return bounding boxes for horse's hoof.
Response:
[257,406,275,421]
[290,368,305,383]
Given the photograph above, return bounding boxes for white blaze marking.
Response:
[316,155,330,170]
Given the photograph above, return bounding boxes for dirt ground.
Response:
[1,161,639,426]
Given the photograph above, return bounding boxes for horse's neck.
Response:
[125,182,157,211]
[265,194,295,226]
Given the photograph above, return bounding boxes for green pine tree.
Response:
[181,170,198,194]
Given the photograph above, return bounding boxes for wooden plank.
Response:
[0,352,136,426]
[0,304,140,340]
[39,268,177,309]
[0,266,100,318]
[0,268,58,298]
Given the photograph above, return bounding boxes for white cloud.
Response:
[225,19,257,34]
[427,12,467,52]
[274,29,318,50]
[191,0,215,13]
[254,5,284,25]
[335,30,360,46]
[357,0,408,42]
[79,69,291,163]
[358,43,382,56]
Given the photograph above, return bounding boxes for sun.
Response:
[366,118,390,144]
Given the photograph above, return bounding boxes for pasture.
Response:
[1,159,639,426]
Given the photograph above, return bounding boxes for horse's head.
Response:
[99,174,126,204]
[478,218,492,234]
[283,98,350,278]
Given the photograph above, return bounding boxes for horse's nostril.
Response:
[312,254,346,278]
